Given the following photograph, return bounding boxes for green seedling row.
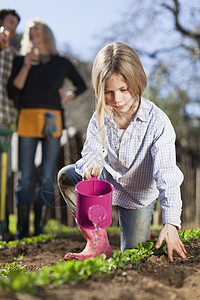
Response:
[0,227,199,295]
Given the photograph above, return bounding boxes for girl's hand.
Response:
[155,223,187,262]
[83,163,101,180]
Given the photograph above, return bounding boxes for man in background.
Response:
[0,9,21,239]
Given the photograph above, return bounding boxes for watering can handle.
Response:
[90,176,98,181]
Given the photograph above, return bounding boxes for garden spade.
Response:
[0,128,13,240]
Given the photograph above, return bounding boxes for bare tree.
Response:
[96,0,200,106]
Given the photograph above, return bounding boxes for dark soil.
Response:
[0,229,199,300]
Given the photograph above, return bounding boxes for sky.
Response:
[2,0,132,61]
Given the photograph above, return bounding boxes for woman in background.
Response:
[7,19,87,239]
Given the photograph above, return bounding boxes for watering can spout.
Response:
[88,204,106,226]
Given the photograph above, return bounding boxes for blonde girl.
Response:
[58,42,187,262]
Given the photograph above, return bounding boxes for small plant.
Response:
[0,262,25,277]
[0,241,7,249]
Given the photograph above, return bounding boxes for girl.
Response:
[58,42,187,262]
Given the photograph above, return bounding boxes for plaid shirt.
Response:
[0,46,17,127]
[76,97,184,228]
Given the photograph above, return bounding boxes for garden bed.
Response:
[0,227,199,300]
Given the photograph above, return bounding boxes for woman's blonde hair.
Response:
[92,41,147,152]
[20,19,57,55]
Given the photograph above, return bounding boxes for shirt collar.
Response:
[135,97,153,122]
[105,97,153,124]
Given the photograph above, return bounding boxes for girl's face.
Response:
[29,23,43,44]
[105,74,135,114]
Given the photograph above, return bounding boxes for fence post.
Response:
[196,168,200,225]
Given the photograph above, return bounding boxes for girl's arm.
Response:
[75,112,104,179]
[151,120,183,228]
[151,119,186,261]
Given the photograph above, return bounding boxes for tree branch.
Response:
[162,0,200,43]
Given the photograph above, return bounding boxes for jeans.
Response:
[57,164,156,250]
[57,164,84,214]
[118,201,156,252]
[16,136,60,206]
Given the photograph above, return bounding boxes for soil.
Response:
[0,229,199,300]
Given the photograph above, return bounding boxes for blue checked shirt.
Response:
[76,97,184,228]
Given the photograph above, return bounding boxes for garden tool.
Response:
[44,112,58,137]
[0,128,13,240]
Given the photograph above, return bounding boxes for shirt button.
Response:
[115,144,119,149]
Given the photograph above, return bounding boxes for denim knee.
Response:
[58,164,82,186]
[57,164,82,213]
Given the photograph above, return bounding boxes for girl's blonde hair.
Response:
[20,19,57,55]
[91,41,147,152]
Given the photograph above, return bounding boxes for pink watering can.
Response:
[76,176,114,230]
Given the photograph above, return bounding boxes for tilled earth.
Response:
[0,229,199,300]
